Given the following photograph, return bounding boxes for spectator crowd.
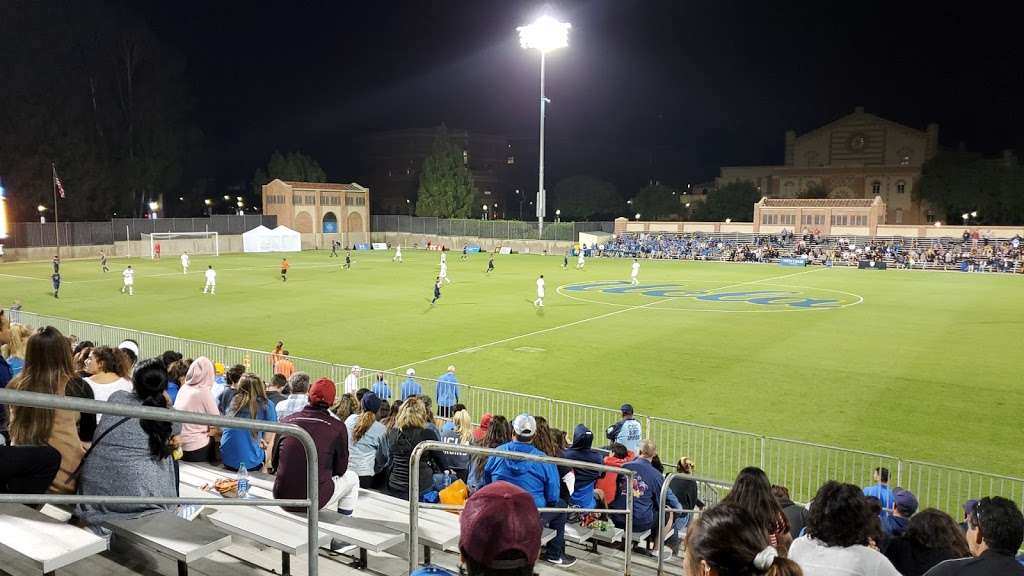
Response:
[1,318,1023,575]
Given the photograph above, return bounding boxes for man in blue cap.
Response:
[606,403,643,454]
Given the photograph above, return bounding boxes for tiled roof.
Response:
[283,181,366,192]
[762,198,877,208]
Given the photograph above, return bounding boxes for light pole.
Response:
[555,209,561,223]
[406,198,412,217]
[493,202,498,220]
[148,201,159,219]
[634,213,641,221]
[482,204,488,220]
[38,204,47,224]
[516,189,523,220]
[204,198,212,216]
[518,15,570,239]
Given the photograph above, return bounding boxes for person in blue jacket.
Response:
[605,403,643,454]
[483,414,577,568]
[400,368,421,400]
[435,365,459,417]
[561,424,605,509]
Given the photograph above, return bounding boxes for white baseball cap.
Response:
[406,368,416,376]
[512,414,536,438]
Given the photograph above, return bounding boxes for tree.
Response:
[798,183,829,199]
[633,184,680,220]
[551,175,621,220]
[917,151,1024,225]
[693,181,760,221]
[251,151,327,195]
[415,126,477,218]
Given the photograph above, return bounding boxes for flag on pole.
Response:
[52,164,65,198]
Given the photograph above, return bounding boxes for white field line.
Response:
[387,267,826,371]
[0,263,342,284]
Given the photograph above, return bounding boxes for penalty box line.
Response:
[387,266,826,371]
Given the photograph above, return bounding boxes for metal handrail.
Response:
[656,472,735,575]
[408,441,638,575]
[0,388,321,576]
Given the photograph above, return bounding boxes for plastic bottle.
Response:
[237,463,250,498]
[443,470,452,488]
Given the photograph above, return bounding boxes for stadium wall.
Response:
[615,217,1024,239]
[371,231,575,254]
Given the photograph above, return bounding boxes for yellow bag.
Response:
[439,479,469,513]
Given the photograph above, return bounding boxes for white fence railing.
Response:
[8,309,1023,519]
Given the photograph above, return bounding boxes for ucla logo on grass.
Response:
[561,281,859,311]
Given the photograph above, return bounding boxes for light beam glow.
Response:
[517,16,571,53]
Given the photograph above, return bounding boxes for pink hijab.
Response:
[184,357,215,390]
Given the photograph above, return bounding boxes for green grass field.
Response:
[2,249,1022,478]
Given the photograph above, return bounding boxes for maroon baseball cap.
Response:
[459,481,541,569]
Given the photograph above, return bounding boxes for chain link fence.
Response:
[8,309,1023,518]
[4,215,275,248]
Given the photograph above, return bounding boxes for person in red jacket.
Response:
[594,442,634,506]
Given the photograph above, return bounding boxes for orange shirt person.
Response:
[275,350,295,378]
[280,258,290,282]
[270,341,284,373]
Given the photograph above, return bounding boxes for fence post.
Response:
[896,458,904,488]
[760,436,767,470]
[645,415,652,440]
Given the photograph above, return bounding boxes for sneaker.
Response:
[544,554,577,568]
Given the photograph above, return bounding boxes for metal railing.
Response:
[0,388,322,576]
[8,308,1024,521]
[372,214,613,242]
[408,441,638,575]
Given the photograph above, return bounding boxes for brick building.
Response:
[261,179,370,241]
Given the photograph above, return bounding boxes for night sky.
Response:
[136,0,1023,191]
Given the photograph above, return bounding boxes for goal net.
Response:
[142,232,220,259]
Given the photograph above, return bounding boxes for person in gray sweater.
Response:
[77,359,180,530]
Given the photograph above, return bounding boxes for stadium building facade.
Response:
[261,179,370,240]
[718,106,938,226]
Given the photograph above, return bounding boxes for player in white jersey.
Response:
[439,261,451,284]
[440,250,447,265]
[121,266,135,295]
[203,265,217,294]
[576,250,586,270]
[534,275,546,307]
[181,252,190,274]
[630,258,641,286]
[393,245,403,263]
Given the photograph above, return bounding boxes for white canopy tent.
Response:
[243,225,301,253]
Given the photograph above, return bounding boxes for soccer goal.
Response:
[142,232,220,259]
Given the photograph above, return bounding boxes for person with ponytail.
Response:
[83,345,133,405]
[723,467,793,555]
[77,358,180,529]
[344,392,388,488]
[684,502,803,576]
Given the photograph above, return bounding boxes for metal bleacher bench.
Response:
[178,462,405,571]
[101,509,232,576]
[0,503,108,576]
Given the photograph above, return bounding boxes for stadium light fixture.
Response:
[148,201,159,211]
[725,218,732,224]
[518,14,570,240]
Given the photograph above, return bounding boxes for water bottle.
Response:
[444,470,452,488]
[237,463,250,498]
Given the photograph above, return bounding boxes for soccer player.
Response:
[181,251,190,274]
[52,255,60,274]
[393,244,403,263]
[431,276,442,305]
[440,250,447,265]
[630,258,641,286]
[280,258,290,282]
[343,251,351,269]
[203,265,216,295]
[121,265,135,295]
[439,260,451,284]
[534,274,545,307]
[460,245,469,261]
[563,250,569,269]
[154,241,161,260]
[99,251,109,273]
[330,239,339,257]
[576,249,585,270]
[486,253,495,274]
[51,271,61,299]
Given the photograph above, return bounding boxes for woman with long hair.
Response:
[439,409,474,481]
[77,358,179,530]
[346,392,388,488]
[685,503,803,576]
[790,481,901,576]
[384,397,447,500]
[883,508,970,576]
[722,467,792,554]
[467,415,511,493]
[383,399,402,430]
[83,346,133,404]
[220,373,277,471]
[3,322,30,375]
[172,357,220,462]
[8,326,84,493]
